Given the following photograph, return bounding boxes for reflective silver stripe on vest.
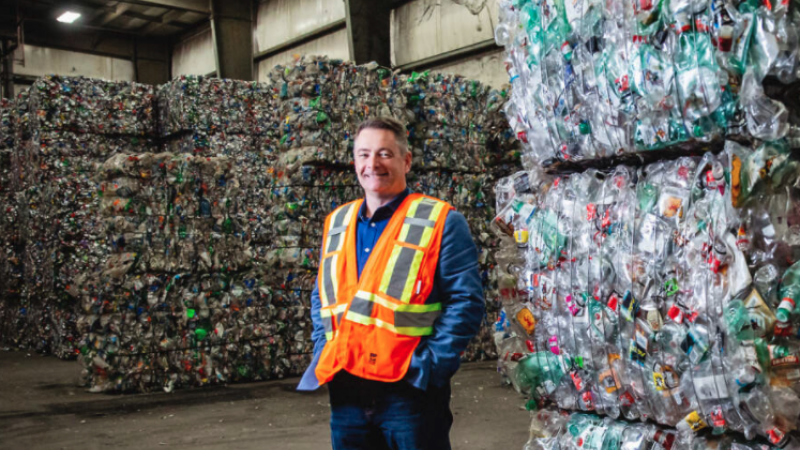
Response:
[380,197,447,303]
[325,203,355,254]
[321,303,349,341]
[322,315,333,335]
[394,309,442,328]
[384,245,421,301]
[321,255,337,307]
[348,294,375,317]
[401,198,438,247]
[320,203,356,308]
[344,291,442,335]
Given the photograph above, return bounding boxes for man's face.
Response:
[354,128,411,197]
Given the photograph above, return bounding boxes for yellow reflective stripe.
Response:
[321,203,355,306]
[345,310,434,336]
[379,245,402,297]
[320,303,348,317]
[399,198,422,242]
[418,226,434,249]
[398,222,411,243]
[406,197,422,220]
[418,201,446,248]
[339,203,356,235]
[329,254,339,304]
[326,203,355,254]
[321,303,346,341]
[402,250,425,303]
[355,290,441,313]
[395,326,434,336]
[319,258,330,308]
[379,245,425,303]
[319,253,340,308]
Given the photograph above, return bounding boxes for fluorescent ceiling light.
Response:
[57,11,81,23]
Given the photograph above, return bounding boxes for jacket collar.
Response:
[357,188,411,222]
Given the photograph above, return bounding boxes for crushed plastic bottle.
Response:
[493,139,800,444]
[495,0,800,167]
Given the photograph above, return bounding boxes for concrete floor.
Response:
[0,352,530,450]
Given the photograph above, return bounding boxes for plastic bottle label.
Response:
[653,372,666,391]
[684,411,708,432]
[767,428,785,445]
[694,374,729,400]
[652,430,676,450]
[629,341,647,366]
[769,345,799,367]
[667,305,684,323]
[621,291,639,322]
[577,425,606,450]
[599,368,621,393]
[647,309,663,331]
[516,307,537,335]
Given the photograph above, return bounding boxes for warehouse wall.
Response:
[14,45,135,82]
[429,48,507,89]
[171,27,216,77]
[391,0,499,65]
[254,0,349,80]
[167,0,508,86]
[254,0,345,52]
[256,28,350,81]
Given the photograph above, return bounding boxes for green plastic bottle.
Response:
[777,261,800,323]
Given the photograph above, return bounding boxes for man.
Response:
[297,117,485,450]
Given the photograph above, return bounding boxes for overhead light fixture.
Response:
[57,11,81,23]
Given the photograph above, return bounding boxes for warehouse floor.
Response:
[0,352,530,450]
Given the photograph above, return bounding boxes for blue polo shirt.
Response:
[297,188,485,391]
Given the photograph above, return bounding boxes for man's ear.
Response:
[404,150,412,173]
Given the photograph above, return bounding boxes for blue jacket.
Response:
[297,189,485,391]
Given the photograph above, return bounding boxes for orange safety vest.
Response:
[315,193,453,384]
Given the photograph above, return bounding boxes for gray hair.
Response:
[354,117,409,155]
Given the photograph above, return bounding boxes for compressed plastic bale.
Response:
[28,75,155,135]
[494,0,800,169]
[493,142,800,445]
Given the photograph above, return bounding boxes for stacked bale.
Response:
[0,63,521,391]
[16,76,156,357]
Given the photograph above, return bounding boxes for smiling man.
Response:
[297,117,485,450]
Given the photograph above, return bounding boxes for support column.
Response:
[209,0,253,80]
[1,40,13,99]
[345,0,392,67]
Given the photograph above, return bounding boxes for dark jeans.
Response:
[328,371,453,450]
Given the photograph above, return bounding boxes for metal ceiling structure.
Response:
[2,0,210,38]
[0,0,215,91]
[0,0,426,94]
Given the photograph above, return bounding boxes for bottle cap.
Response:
[776,297,795,322]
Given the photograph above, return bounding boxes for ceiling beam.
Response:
[24,0,193,29]
[95,3,131,27]
[159,9,186,24]
[17,19,171,63]
[113,0,209,14]
[122,10,190,28]
[134,9,187,34]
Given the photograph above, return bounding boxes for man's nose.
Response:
[364,153,378,169]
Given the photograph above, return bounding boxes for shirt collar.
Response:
[358,188,411,222]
